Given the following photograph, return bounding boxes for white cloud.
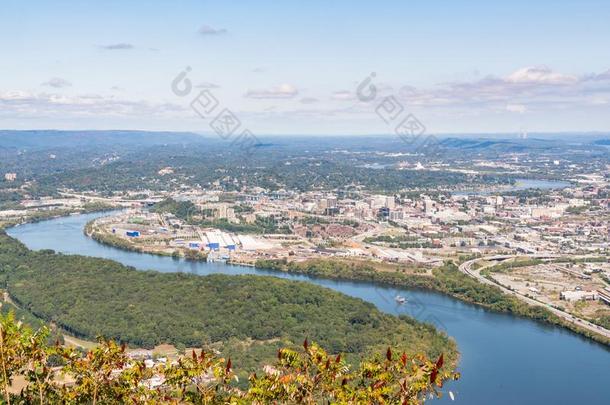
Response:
[506,66,577,85]
[0,91,184,118]
[41,77,72,88]
[590,69,610,81]
[394,66,610,112]
[244,84,298,99]
[195,82,220,89]
[1,90,32,100]
[99,43,134,50]
[198,25,227,36]
[589,97,608,105]
[4,65,610,132]
[331,90,353,100]
[506,103,527,113]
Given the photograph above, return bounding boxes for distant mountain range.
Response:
[438,137,562,152]
[1,130,608,154]
[438,134,610,153]
[0,130,206,150]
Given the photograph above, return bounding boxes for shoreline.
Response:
[84,218,209,262]
[460,257,610,341]
[81,214,610,348]
[1,222,460,373]
[253,259,610,347]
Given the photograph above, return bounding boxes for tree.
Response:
[0,311,61,405]
[0,312,459,404]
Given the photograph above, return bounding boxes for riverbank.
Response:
[254,258,610,347]
[84,213,610,346]
[463,257,610,341]
[0,202,118,229]
[0,230,458,380]
[85,218,208,261]
[0,209,120,354]
[9,211,610,404]
[3,211,459,362]
[84,210,610,346]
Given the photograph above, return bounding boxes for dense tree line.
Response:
[0,232,456,376]
[364,235,436,249]
[151,198,197,220]
[0,190,23,210]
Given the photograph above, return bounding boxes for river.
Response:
[7,212,610,404]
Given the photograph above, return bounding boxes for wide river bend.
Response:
[8,212,609,404]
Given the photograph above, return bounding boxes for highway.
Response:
[58,191,164,205]
[459,256,610,340]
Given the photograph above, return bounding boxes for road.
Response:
[459,256,610,340]
[58,191,164,205]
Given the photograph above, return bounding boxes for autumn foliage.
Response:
[0,312,459,404]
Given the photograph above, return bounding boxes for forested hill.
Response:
[0,232,456,374]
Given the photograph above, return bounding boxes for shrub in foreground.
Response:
[0,312,459,404]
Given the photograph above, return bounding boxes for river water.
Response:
[7,212,610,404]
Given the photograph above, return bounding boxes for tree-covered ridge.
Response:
[0,232,456,377]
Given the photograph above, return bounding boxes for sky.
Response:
[1,0,610,135]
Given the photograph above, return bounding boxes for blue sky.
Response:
[1,0,610,135]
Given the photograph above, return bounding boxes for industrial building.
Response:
[560,290,598,302]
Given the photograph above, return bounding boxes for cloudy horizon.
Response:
[2,0,610,135]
